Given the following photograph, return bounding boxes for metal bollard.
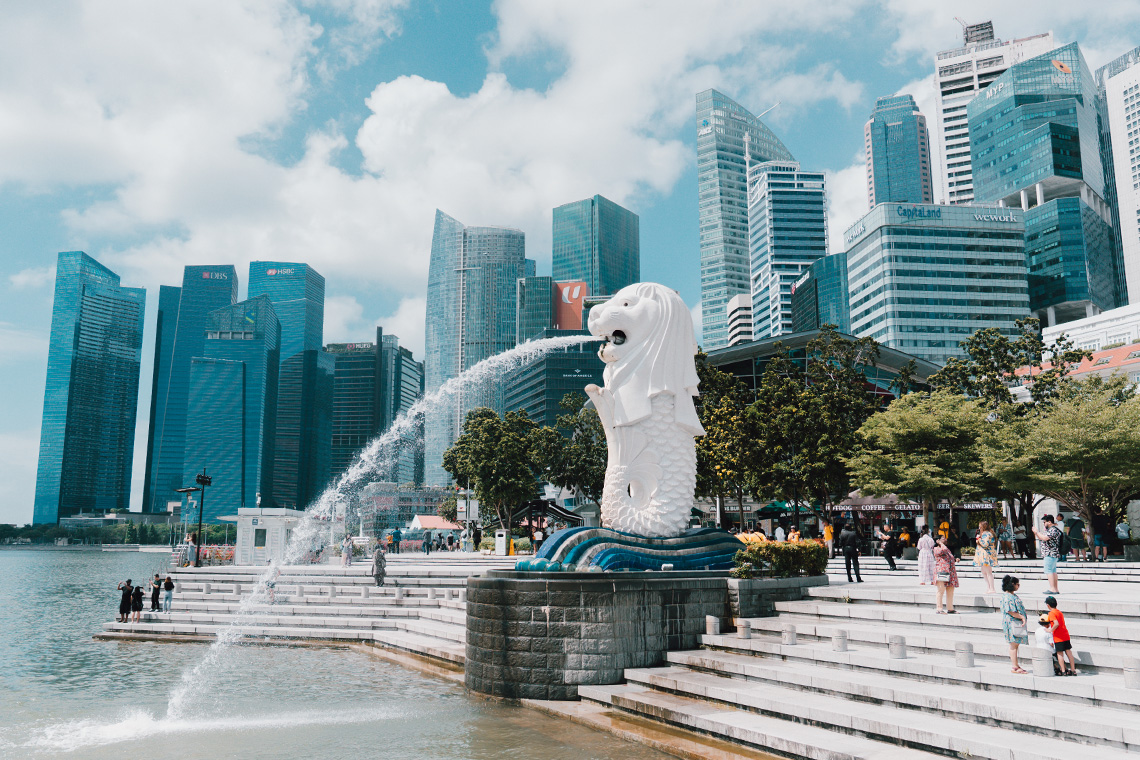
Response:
[428,587,437,600]
[394,587,404,600]
[782,623,797,646]
[888,635,906,659]
[327,585,336,601]
[955,642,975,668]
[1124,658,1140,689]
[737,620,752,639]
[1032,650,1055,677]
[832,630,848,652]
[202,582,211,595]
[459,589,467,603]
[705,615,721,635]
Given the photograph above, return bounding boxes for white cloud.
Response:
[377,296,426,359]
[826,158,869,255]
[0,323,48,362]
[323,294,367,343]
[8,266,55,289]
[0,428,38,525]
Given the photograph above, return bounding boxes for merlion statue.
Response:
[584,283,704,538]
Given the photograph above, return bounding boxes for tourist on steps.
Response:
[933,534,959,613]
[422,531,432,555]
[372,545,386,587]
[116,579,133,623]
[1045,596,1079,676]
[130,582,145,623]
[838,522,862,583]
[1035,614,1062,676]
[150,574,162,611]
[882,532,900,571]
[1000,575,1029,674]
[822,519,834,558]
[916,527,935,586]
[162,576,174,612]
[973,521,998,594]
[341,535,353,567]
[1032,516,1063,595]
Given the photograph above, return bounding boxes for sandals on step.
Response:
[1011,667,1028,674]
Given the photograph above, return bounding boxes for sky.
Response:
[3,0,1140,524]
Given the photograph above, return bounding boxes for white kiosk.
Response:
[232,508,303,565]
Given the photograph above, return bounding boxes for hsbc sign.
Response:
[266,268,297,276]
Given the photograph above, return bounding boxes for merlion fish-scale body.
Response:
[584,283,704,538]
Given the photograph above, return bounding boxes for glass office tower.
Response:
[969,42,1120,325]
[33,252,146,523]
[696,89,795,349]
[865,95,933,206]
[746,161,828,339]
[148,265,237,514]
[845,203,1030,364]
[790,253,851,334]
[423,210,527,485]
[380,333,424,485]
[141,284,181,512]
[183,295,280,522]
[249,261,331,509]
[1097,46,1140,305]
[505,328,605,429]
[516,276,556,343]
[551,195,639,297]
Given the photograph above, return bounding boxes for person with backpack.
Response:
[1032,515,1064,595]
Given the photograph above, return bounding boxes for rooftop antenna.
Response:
[756,102,780,120]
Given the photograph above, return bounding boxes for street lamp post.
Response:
[175,469,213,568]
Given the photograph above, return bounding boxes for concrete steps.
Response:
[825,557,1140,583]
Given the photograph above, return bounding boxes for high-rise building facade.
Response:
[725,294,753,346]
[845,203,1030,365]
[790,253,851,334]
[424,210,527,485]
[865,95,933,206]
[141,284,181,513]
[147,265,237,513]
[183,295,280,522]
[696,89,795,349]
[969,42,1120,325]
[33,252,146,523]
[931,23,1055,204]
[248,261,331,509]
[1098,46,1140,305]
[552,195,639,297]
[746,161,828,339]
[379,333,424,485]
[505,329,605,430]
[516,276,556,343]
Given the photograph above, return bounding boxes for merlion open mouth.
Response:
[610,330,627,345]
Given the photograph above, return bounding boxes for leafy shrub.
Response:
[513,537,532,553]
[478,536,495,551]
[731,540,829,579]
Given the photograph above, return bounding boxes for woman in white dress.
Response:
[917,526,936,586]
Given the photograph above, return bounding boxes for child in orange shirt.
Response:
[1045,596,1077,675]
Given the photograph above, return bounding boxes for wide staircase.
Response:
[579,570,1140,760]
[826,554,1140,583]
[99,554,516,665]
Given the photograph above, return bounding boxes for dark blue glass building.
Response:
[33,252,146,523]
[380,333,424,485]
[552,195,639,297]
[969,42,1120,325]
[141,284,181,512]
[790,253,851,334]
[247,261,324,357]
[148,265,237,513]
[864,95,933,206]
[505,329,604,430]
[184,296,280,522]
[516,276,556,343]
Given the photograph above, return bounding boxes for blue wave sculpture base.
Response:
[515,526,744,573]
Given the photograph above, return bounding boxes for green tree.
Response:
[981,376,1140,528]
[125,522,138,544]
[437,491,458,523]
[693,353,755,528]
[442,408,547,530]
[541,393,607,509]
[846,390,991,526]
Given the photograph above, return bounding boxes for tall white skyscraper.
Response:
[931,21,1054,204]
[1099,46,1140,305]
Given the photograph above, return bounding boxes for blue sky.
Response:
[3,1,1139,524]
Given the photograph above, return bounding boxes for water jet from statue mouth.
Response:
[610,330,627,345]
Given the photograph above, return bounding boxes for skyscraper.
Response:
[790,253,851,334]
[423,210,527,485]
[931,22,1055,204]
[552,195,639,297]
[864,95,933,206]
[969,42,1119,325]
[248,261,331,509]
[725,294,753,346]
[33,252,146,524]
[696,89,795,349]
[516,276,556,343]
[746,161,828,339]
[505,328,604,430]
[141,284,181,513]
[183,295,280,522]
[379,333,424,485]
[148,265,237,513]
[1098,46,1140,305]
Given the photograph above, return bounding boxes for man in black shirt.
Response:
[839,523,862,583]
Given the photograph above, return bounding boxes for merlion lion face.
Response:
[587,287,658,364]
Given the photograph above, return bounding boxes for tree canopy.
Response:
[540,392,607,509]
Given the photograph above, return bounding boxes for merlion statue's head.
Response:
[587,283,703,435]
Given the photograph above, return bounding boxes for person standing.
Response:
[1001,575,1029,674]
[1066,514,1088,561]
[974,521,998,594]
[1045,596,1078,675]
[883,532,899,571]
[371,545,386,587]
[933,534,959,614]
[130,582,145,623]
[822,519,834,558]
[1032,516,1063,595]
[422,531,432,555]
[117,579,133,623]
[839,522,862,583]
[150,574,162,611]
[916,527,935,586]
[341,535,353,567]
[1013,522,1028,559]
[392,528,402,555]
[998,521,1014,559]
[1091,514,1110,563]
[533,528,544,553]
[774,523,786,542]
[162,576,174,613]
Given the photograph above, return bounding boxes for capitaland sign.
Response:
[973,212,1020,223]
[844,221,866,245]
[895,205,942,221]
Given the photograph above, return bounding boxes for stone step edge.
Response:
[98,621,465,649]
[662,652,1138,747]
[622,666,1126,760]
[578,684,933,760]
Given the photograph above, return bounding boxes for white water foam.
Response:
[163,334,598,718]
